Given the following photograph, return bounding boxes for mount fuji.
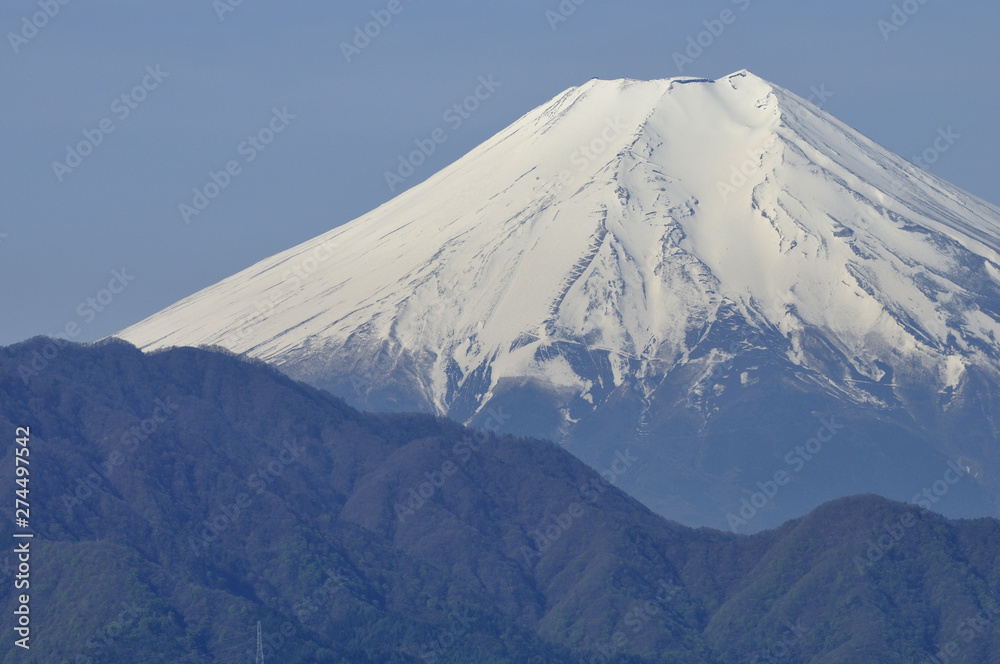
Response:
[117,70,1000,530]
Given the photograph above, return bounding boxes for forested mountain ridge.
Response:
[1,338,998,663]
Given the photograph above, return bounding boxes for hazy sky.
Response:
[2,0,998,346]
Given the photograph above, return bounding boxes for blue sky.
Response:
[2,0,998,346]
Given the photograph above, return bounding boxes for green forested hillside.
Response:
[1,338,998,663]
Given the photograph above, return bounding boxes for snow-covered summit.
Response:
[118,70,1000,418]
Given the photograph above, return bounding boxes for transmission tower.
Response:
[256,620,264,663]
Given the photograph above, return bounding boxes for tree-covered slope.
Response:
[0,338,998,663]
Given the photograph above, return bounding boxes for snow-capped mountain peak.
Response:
[116,71,1000,528]
[119,70,1000,412]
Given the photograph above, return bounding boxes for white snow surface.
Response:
[117,70,1000,416]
